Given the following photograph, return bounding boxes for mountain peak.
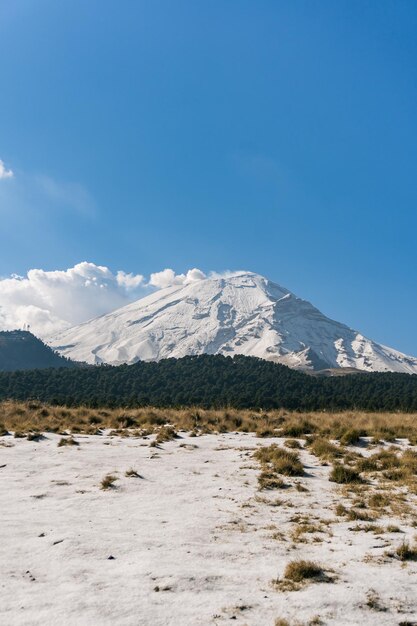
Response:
[48,271,417,374]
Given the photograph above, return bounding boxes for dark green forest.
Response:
[0,354,416,411]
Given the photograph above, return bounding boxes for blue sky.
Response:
[0,0,416,354]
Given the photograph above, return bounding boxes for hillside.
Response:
[0,330,76,371]
[48,272,417,374]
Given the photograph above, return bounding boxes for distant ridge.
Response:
[0,330,77,371]
[48,271,417,374]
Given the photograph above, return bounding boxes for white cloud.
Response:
[0,263,213,339]
[116,271,145,289]
[185,268,207,283]
[0,262,145,337]
[0,159,13,179]
[149,267,206,289]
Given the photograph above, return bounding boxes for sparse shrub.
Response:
[275,620,291,626]
[0,423,9,436]
[100,474,118,490]
[13,431,25,438]
[283,560,324,582]
[329,464,362,484]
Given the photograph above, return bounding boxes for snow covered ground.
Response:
[1,431,417,625]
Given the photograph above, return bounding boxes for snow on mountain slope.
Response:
[47,272,417,373]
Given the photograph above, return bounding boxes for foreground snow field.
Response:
[1,431,417,625]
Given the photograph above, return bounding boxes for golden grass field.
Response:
[1,400,417,443]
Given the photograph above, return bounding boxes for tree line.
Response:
[0,354,416,411]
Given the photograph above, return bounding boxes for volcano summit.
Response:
[48,271,417,374]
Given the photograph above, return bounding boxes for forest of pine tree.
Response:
[0,353,416,411]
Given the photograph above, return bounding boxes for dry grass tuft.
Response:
[401,449,417,474]
[392,541,417,561]
[26,431,43,441]
[365,589,387,612]
[284,439,302,449]
[57,437,79,447]
[347,508,374,522]
[368,492,390,509]
[280,419,317,437]
[100,474,118,490]
[254,445,304,476]
[350,523,384,534]
[309,438,343,461]
[155,426,178,444]
[258,472,286,490]
[290,521,324,543]
[125,468,141,478]
[339,429,363,446]
[386,524,401,533]
[329,464,362,484]
[283,559,324,582]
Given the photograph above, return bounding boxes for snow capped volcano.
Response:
[48,271,417,373]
